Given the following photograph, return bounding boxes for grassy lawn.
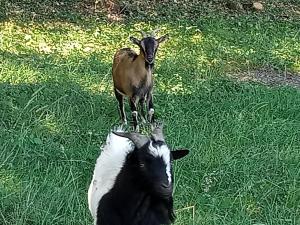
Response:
[1,1,300,224]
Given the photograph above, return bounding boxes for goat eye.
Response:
[140,163,145,168]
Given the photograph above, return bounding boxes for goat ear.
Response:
[156,34,169,43]
[130,36,141,46]
[171,149,189,160]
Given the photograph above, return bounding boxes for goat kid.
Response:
[88,125,189,225]
[112,30,168,131]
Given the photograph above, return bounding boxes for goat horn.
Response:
[151,122,165,142]
[112,131,149,148]
[138,30,147,38]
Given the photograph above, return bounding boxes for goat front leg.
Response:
[114,88,127,124]
[147,93,155,123]
[139,97,146,123]
[129,96,139,131]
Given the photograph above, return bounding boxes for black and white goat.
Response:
[88,125,189,225]
[112,30,168,130]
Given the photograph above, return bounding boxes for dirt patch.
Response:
[230,67,300,89]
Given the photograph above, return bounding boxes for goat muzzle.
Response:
[155,183,173,198]
[146,57,154,64]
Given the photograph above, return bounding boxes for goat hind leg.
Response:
[114,88,127,124]
[129,97,139,131]
[139,98,146,123]
[147,93,155,123]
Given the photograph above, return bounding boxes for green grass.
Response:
[1,1,300,224]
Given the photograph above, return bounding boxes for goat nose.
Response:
[147,57,154,63]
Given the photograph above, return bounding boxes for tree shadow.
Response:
[0,77,119,223]
[1,2,300,224]
[2,1,299,75]
[0,49,119,159]
[2,0,94,23]
[1,49,300,224]
[2,0,300,26]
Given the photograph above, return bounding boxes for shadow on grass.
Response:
[0,49,119,165]
[154,80,300,224]
[1,2,300,74]
[0,78,118,224]
[2,0,300,25]
[1,0,94,23]
[1,76,300,224]
[1,6,300,223]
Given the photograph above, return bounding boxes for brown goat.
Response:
[112,30,168,130]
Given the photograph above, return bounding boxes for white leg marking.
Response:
[148,108,154,121]
[135,124,140,132]
[132,111,139,131]
[121,105,127,123]
[149,108,154,115]
[115,88,126,96]
[132,111,138,119]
